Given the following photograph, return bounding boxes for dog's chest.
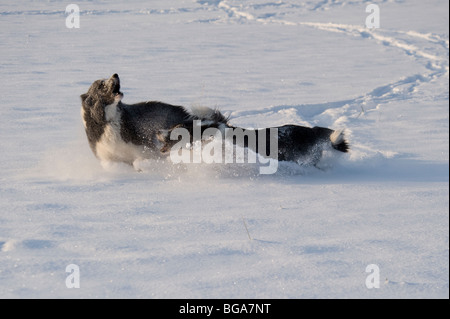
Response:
[95,102,144,164]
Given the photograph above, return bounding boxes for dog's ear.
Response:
[80,93,89,102]
[91,99,105,123]
[82,94,104,123]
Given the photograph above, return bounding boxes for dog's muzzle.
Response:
[114,91,123,102]
[109,73,123,100]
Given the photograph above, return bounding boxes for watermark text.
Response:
[169,121,279,174]
[65,4,80,29]
[365,4,380,29]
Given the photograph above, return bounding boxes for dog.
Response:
[80,74,349,169]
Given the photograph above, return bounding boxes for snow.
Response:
[0,0,448,298]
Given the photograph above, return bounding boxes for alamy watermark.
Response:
[66,264,80,288]
[64,4,380,30]
[65,4,80,29]
[365,4,380,29]
[169,121,279,175]
[365,264,380,289]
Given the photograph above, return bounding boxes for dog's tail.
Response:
[330,129,349,153]
[190,106,230,127]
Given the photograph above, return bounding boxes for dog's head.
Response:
[80,73,123,124]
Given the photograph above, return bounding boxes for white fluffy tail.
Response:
[190,106,229,125]
[330,129,349,153]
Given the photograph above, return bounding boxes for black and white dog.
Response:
[80,74,348,169]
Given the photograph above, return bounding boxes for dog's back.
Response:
[120,101,190,149]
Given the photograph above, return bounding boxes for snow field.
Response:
[0,0,448,298]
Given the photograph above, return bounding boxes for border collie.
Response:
[80,74,349,169]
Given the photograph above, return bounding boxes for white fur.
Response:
[330,129,345,145]
[104,101,119,122]
[95,102,144,164]
[190,106,216,119]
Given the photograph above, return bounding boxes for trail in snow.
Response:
[208,0,448,86]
